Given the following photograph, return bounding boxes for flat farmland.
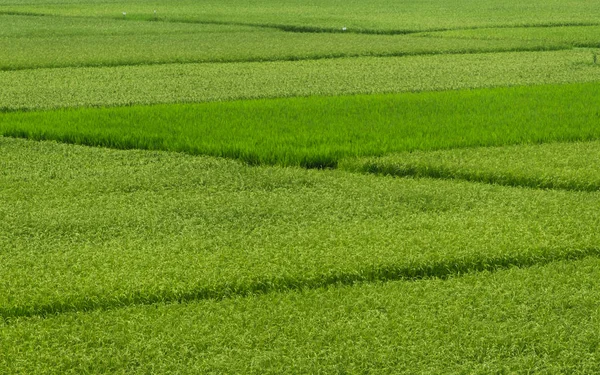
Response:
[1,0,600,373]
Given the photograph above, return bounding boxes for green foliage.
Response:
[341,141,600,191]
[3,258,600,373]
[2,137,600,319]
[2,83,600,167]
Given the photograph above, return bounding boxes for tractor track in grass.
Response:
[2,247,599,322]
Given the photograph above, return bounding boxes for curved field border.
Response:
[2,0,599,34]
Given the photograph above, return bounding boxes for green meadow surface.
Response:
[1,49,600,111]
[2,0,599,32]
[2,137,600,318]
[3,258,600,374]
[3,83,599,167]
[341,141,600,191]
[0,15,569,71]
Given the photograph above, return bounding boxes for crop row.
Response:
[2,137,600,318]
[2,82,599,167]
[3,256,600,374]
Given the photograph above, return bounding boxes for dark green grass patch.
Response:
[0,49,598,111]
[2,137,600,318]
[3,257,600,374]
[2,82,600,168]
[341,141,600,191]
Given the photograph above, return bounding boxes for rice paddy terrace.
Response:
[1,0,600,373]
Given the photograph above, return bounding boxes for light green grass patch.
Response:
[420,25,600,48]
[3,258,600,374]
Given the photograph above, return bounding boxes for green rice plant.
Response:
[0,14,569,71]
[0,49,598,112]
[2,137,600,318]
[2,0,599,33]
[340,141,600,191]
[2,82,600,168]
[3,257,600,373]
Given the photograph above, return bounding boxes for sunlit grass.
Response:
[2,0,599,32]
[1,49,598,112]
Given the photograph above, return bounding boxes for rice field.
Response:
[1,15,571,71]
[2,83,600,168]
[342,141,600,191]
[2,0,600,373]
